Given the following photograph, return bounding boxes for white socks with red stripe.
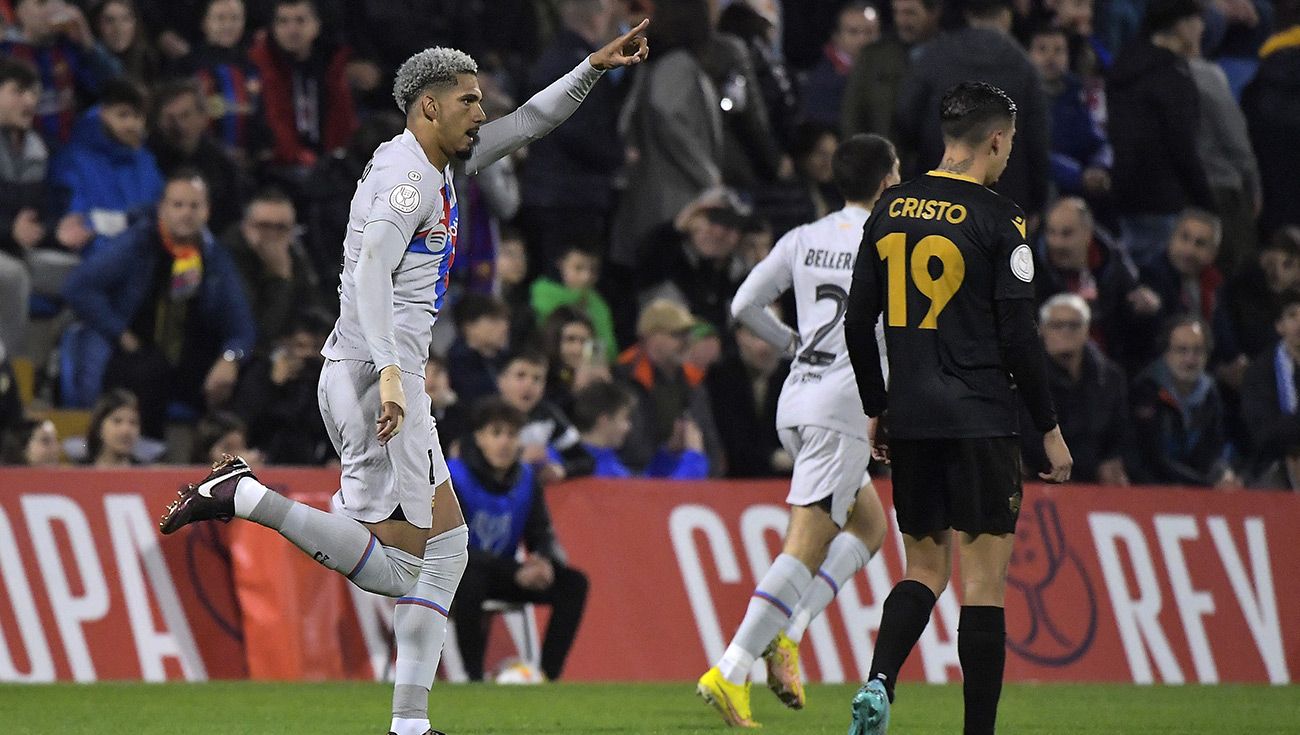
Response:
[390,525,469,735]
[717,553,812,684]
[234,477,422,597]
[785,532,873,643]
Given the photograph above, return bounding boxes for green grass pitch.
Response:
[1,682,1297,734]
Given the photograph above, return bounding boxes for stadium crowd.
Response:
[1,0,1299,492]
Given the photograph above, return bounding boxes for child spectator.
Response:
[191,410,261,465]
[50,78,162,252]
[530,246,617,363]
[84,388,143,467]
[1,418,61,466]
[448,397,589,682]
[424,352,464,456]
[496,350,593,484]
[539,306,610,413]
[447,293,512,407]
[571,379,708,479]
[493,229,537,349]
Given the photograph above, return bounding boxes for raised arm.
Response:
[463,20,650,174]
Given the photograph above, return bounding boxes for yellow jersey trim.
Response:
[926,170,981,185]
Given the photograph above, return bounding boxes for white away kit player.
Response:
[697,135,901,728]
[160,22,651,735]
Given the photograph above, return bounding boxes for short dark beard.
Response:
[454,147,473,161]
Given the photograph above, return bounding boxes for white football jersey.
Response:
[322,129,458,373]
[733,205,887,439]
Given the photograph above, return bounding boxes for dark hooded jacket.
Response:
[1106,40,1214,215]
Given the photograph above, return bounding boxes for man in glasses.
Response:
[1022,293,1130,485]
[225,187,321,351]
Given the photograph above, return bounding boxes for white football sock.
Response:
[391,525,469,735]
[236,477,422,597]
[786,532,872,643]
[717,553,812,684]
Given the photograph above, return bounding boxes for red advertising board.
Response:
[0,468,1296,684]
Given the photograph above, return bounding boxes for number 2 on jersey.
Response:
[796,283,847,366]
[876,233,966,329]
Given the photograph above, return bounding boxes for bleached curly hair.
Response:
[392,47,479,113]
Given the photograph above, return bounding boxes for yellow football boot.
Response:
[697,666,761,728]
[762,632,806,709]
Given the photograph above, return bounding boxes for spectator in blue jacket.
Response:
[50,78,163,254]
[570,379,708,479]
[63,170,255,437]
[1028,25,1112,201]
[448,397,589,682]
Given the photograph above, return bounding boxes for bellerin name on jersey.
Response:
[804,249,856,270]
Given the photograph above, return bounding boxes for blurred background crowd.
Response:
[1,0,1298,492]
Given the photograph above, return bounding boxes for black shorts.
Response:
[889,436,1023,536]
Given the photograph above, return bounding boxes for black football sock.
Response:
[867,579,937,702]
[958,605,1006,735]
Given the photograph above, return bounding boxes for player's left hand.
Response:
[589,18,650,70]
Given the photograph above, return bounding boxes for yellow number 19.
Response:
[876,233,966,329]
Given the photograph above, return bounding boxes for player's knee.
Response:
[961,571,1008,606]
[904,560,951,596]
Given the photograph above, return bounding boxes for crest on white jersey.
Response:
[407,171,422,182]
[390,183,421,214]
[1011,244,1034,282]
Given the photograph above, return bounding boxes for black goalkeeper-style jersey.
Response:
[846,170,1048,440]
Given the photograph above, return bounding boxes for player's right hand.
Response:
[377,365,407,445]
[1040,425,1073,483]
[869,414,890,464]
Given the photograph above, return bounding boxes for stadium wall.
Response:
[0,468,1295,684]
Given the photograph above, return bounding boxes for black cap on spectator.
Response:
[0,57,39,89]
[1143,0,1202,36]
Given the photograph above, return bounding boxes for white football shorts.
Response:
[318,358,450,529]
[778,425,872,527]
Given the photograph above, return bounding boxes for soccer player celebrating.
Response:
[697,134,900,727]
[159,23,649,735]
[843,81,1072,735]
